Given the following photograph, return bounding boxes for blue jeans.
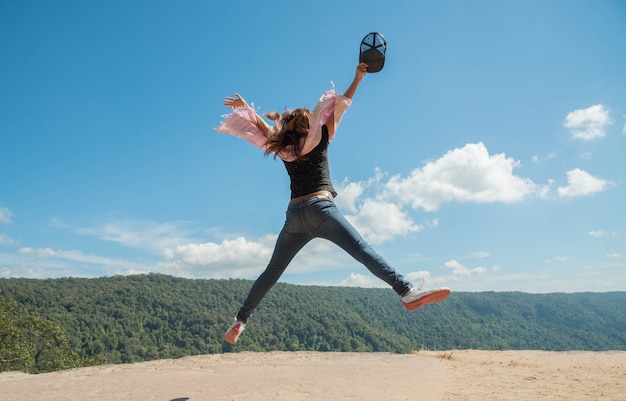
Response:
[236,197,412,323]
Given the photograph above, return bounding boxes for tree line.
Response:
[1,274,624,373]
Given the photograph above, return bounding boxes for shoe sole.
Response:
[403,288,451,311]
[224,326,243,345]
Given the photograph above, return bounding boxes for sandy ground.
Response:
[1,350,625,401]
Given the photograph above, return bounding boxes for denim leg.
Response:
[237,214,311,323]
[313,201,412,296]
[236,199,412,323]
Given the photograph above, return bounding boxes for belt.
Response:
[289,191,334,205]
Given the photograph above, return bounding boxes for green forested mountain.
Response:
[1,274,624,373]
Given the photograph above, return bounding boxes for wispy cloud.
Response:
[72,219,202,253]
[545,256,569,264]
[563,104,612,140]
[0,206,12,224]
[0,207,16,247]
[0,234,16,245]
[2,246,151,278]
[469,251,491,259]
[531,152,557,164]
[588,230,618,238]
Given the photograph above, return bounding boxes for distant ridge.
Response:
[1,274,624,372]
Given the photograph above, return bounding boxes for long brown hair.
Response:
[264,108,311,160]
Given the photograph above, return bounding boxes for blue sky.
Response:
[1,0,624,293]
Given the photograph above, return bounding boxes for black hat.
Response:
[359,32,387,73]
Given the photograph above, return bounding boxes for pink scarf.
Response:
[216,83,352,161]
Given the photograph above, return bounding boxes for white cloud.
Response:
[164,237,271,266]
[158,232,357,279]
[405,270,432,284]
[563,104,612,140]
[545,256,569,263]
[160,236,274,278]
[19,247,57,257]
[338,273,384,288]
[442,259,487,277]
[337,270,434,289]
[345,200,421,244]
[0,207,12,224]
[332,143,603,246]
[334,172,422,244]
[384,143,539,211]
[588,230,617,238]
[606,253,621,258]
[338,271,456,292]
[335,180,365,213]
[557,168,611,198]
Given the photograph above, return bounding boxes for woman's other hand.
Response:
[223,93,249,109]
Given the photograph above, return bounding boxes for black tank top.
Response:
[283,125,337,199]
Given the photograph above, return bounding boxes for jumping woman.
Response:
[217,62,450,344]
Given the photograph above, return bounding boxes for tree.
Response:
[0,295,83,373]
[0,296,34,372]
[20,315,82,373]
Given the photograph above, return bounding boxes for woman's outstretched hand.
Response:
[355,62,368,82]
[223,93,249,109]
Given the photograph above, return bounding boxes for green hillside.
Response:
[1,274,624,373]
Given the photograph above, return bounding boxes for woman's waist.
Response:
[288,190,334,205]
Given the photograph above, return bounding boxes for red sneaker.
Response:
[402,287,451,311]
[224,319,246,344]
